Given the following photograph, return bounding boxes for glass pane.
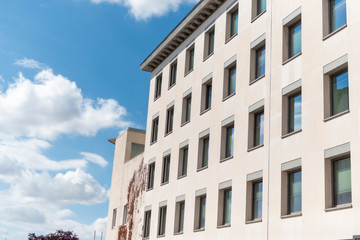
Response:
[330,0,346,32]
[199,197,206,228]
[182,148,188,176]
[179,202,185,232]
[288,93,302,133]
[223,189,232,224]
[289,21,302,58]
[206,84,212,109]
[252,182,263,219]
[202,138,209,167]
[257,0,266,15]
[254,112,264,146]
[144,211,151,237]
[333,157,351,205]
[256,46,266,79]
[186,97,191,122]
[231,11,238,37]
[288,171,302,213]
[208,31,215,55]
[331,71,349,115]
[162,207,167,234]
[189,48,194,71]
[170,63,177,86]
[166,158,170,182]
[225,126,234,158]
[228,66,236,95]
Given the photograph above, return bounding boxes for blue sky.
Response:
[0,0,197,239]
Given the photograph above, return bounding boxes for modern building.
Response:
[107,0,360,239]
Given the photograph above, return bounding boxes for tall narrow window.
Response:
[185,97,191,123]
[226,5,238,41]
[189,48,194,71]
[230,11,238,37]
[204,27,215,59]
[225,126,234,158]
[123,205,128,225]
[201,77,212,113]
[143,210,151,238]
[254,111,264,147]
[161,155,170,184]
[331,70,349,116]
[165,107,174,135]
[154,74,162,100]
[175,201,185,233]
[151,117,159,143]
[199,196,206,229]
[257,0,266,15]
[288,171,302,214]
[223,189,232,224]
[185,45,195,74]
[178,146,188,177]
[202,137,209,168]
[329,0,347,33]
[288,93,302,133]
[255,46,266,79]
[147,162,155,190]
[112,208,117,228]
[205,84,212,109]
[169,61,177,88]
[158,206,167,236]
[333,157,351,206]
[228,66,236,96]
[252,181,263,220]
[289,21,302,58]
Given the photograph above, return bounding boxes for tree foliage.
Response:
[28,229,79,240]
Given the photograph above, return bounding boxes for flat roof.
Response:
[140,0,225,72]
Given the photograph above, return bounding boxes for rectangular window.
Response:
[225,126,234,158]
[333,157,351,206]
[230,11,238,37]
[255,46,266,79]
[282,80,302,136]
[174,201,185,233]
[223,189,232,225]
[151,117,159,143]
[248,100,265,150]
[226,4,238,41]
[158,206,167,236]
[143,210,151,238]
[147,162,155,190]
[154,74,162,100]
[288,21,302,58]
[202,137,209,168]
[250,35,266,83]
[204,27,215,59]
[283,9,301,62]
[112,208,117,228]
[205,84,212,109]
[161,155,170,184]
[199,196,206,229]
[257,0,266,15]
[331,70,349,116]
[178,146,188,177]
[201,78,212,113]
[288,93,302,133]
[189,48,194,71]
[123,205,128,225]
[182,95,191,124]
[185,45,195,74]
[252,181,263,220]
[329,0,347,33]
[288,170,302,214]
[228,66,236,96]
[254,111,264,147]
[169,61,177,88]
[165,107,174,135]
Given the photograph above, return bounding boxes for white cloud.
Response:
[81,152,108,167]
[90,0,199,20]
[0,75,4,83]
[14,57,48,69]
[0,69,131,140]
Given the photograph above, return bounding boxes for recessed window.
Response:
[154,74,162,100]
[123,205,128,225]
[324,0,347,37]
[151,117,159,143]
[252,0,266,20]
[282,81,302,136]
[174,200,185,234]
[185,44,195,74]
[178,145,188,178]
[288,171,302,214]
[165,107,174,135]
[246,171,263,222]
[218,185,232,226]
[182,94,192,125]
[223,60,236,99]
[248,100,265,150]
[250,34,266,83]
[204,27,215,59]
[282,8,301,62]
[195,194,206,230]
[288,93,302,133]
[158,205,167,236]
[221,116,234,161]
[289,21,301,58]
[255,46,265,79]
[143,210,151,238]
[201,75,212,113]
[147,162,155,190]
[226,4,238,41]
[169,60,177,88]
[161,155,170,184]
[198,134,210,170]
[254,111,264,147]
[252,181,263,220]
[112,208,117,228]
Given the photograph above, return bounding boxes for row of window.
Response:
[140,150,351,238]
[153,0,347,101]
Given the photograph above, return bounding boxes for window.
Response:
[185,44,195,74]
[112,208,117,228]
[198,130,210,170]
[161,155,170,184]
[174,200,185,234]
[324,0,347,36]
[282,8,301,62]
[201,74,212,113]
[255,46,266,79]
[288,93,302,133]
[178,145,188,178]
[158,205,167,236]
[254,111,264,147]
[165,107,174,135]
[225,126,234,158]
[143,210,151,238]
[194,194,206,230]
[147,162,155,190]
[246,171,263,222]
[217,183,232,226]
[220,116,234,161]
[281,159,302,216]
[204,27,215,59]
[223,57,236,99]
[226,4,238,41]
[123,205,128,225]
[182,93,191,125]
[227,66,236,96]
[154,74,162,100]
[151,117,159,143]
[250,34,266,83]
[169,61,177,88]
[323,55,349,119]
[282,80,302,136]
[252,181,263,220]
[248,100,264,150]
[252,0,266,20]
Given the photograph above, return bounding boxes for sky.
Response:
[0,0,198,239]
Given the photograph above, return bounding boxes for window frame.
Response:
[174,200,185,234]
[194,194,207,230]
[217,184,232,227]
[165,106,174,135]
[198,135,210,170]
[204,26,215,60]
[178,145,189,178]
[185,44,195,75]
[220,116,235,161]
[158,205,167,236]
[169,60,177,89]
[248,100,265,150]
[154,74,162,100]
[112,208,117,229]
[161,155,171,185]
[282,8,302,63]
[147,162,155,190]
[143,210,151,238]
[323,0,347,38]
[181,93,192,125]
[252,0,267,21]
[246,171,263,223]
[151,116,159,144]
[225,4,238,42]
[250,34,266,84]
[201,74,212,113]
[223,57,237,100]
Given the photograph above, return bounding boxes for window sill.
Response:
[194,228,205,232]
[248,144,264,152]
[281,212,302,219]
[177,174,187,180]
[282,52,302,65]
[184,69,194,78]
[222,92,236,102]
[249,74,265,86]
[203,52,214,62]
[157,234,165,238]
[160,181,169,186]
[217,224,231,229]
[200,107,211,115]
[146,187,153,192]
[168,83,176,90]
[154,96,161,102]
[251,10,266,23]
[150,140,157,146]
[325,203,352,212]
[220,156,233,163]
[225,33,238,44]
[197,166,208,172]
[164,131,173,137]
[181,120,190,127]
[281,129,302,139]
[323,24,347,41]
[174,231,183,235]
[142,237,149,240]
[245,218,262,224]
[324,110,350,122]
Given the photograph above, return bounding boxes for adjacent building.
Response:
[107,0,360,239]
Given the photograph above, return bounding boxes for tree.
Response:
[28,229,79,240]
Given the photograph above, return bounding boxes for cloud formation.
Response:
[14,57,48,69]
[90,0,199,20]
